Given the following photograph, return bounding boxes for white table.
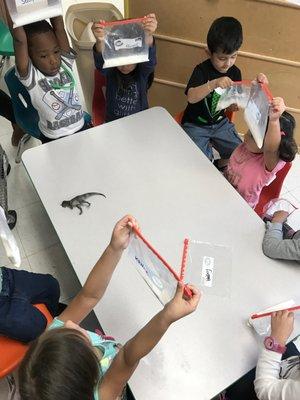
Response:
[22,107,300,400]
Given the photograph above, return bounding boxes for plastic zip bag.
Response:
[103,18,149,68]
[0,205,21,268]
[184,241,232,298]
[215,81,252,112]
[5,0,63,28]
[244,82,272,149]
[248,300,296,336]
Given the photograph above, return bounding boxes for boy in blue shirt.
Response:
[92,14,157,122]
[182,17,243,167]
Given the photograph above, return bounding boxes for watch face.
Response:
[264,337,274,350]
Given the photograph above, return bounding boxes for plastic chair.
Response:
[0,20,14,77]
[254,162,292,217]
[92,69,106,126]
[4,67,41,163]
[0,303,53,397]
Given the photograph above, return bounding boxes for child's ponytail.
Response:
[278,111,298,162]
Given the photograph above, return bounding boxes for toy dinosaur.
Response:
[61,192,106,215]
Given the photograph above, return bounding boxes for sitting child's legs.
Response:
[182,122,213,160]
[211,118,242,160]
[0,267,60,342]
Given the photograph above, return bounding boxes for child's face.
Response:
[210,51,238,74]
[28,31,61,76]
[117,64,137,75]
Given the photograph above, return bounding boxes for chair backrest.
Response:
[254,162,292,217]
[0,20,14,56]
[0,303,53,378]
[92,69,106,126]
[4,67,41,139]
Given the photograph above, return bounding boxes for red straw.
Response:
[180,238,189,281]
[251,305,300,319]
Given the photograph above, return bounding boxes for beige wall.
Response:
[127,0,300,143]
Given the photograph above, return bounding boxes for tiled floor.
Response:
[1,116,300,397]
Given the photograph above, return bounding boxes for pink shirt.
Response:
[225,143,286,208]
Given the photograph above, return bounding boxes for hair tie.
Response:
[281,131,286,136]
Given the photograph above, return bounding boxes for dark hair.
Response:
[207,16,243,54]
[19,328,99,400]
[278,111,298,162]
[24,20,54,44]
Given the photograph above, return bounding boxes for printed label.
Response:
[16,0,46,9]
[201,256,214,287]
[114,37,142,51]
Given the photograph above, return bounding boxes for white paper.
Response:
[114,37,143,51]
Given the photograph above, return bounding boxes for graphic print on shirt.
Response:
[197,91,223,124]
[38,70,83,131]
[113,82,139,118]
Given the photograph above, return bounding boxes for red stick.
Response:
[251,305,300,319]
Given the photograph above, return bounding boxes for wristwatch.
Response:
[264,336,286,354]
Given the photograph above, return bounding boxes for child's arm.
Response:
[187,76,233,104]
[143,13,157,47]
[100,283,200,400]
[255,311,298,400]
[58,215,136,324]
[263,97,285,172]
[262,211,300,261]
[50,16,71,53]
[4,2,29,77]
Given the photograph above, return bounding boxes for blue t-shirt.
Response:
[93,43,156,122]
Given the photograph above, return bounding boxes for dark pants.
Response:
[225,341,300,400]
[0,267,60,342]
[0,89,15,124]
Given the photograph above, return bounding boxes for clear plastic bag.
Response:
[215,81,251,112]
[244,83,272,149]
[248,300,296,336]
[127,230,179,305]
[5,0,62,28]
[184,241,232,298]
[263,198,298,220]
[0,206,21,268]
[103,18,149,68]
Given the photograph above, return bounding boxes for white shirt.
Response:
[16,50,84,139]
[255,348,300,400]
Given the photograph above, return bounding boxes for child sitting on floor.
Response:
[92,14,157,122]
[5,2,89,143]
[18,215,200,400]
[225,96,297,209]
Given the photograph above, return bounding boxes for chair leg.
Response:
[0,55,9,77]
[15,134,31,164]
[6,374,20,400]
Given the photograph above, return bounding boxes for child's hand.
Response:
[226,103,239,113]
[164,282,200,324]
[271,210,289,223]
[142,13,158,36]
[256,73,269,85]
[109,215,138,252]
[270,310,294,346]
[213,77,233,89]
[269,97,286,122]
[92,20,106,42]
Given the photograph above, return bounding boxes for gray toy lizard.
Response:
[61,192,106,215]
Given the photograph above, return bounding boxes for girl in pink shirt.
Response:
[225,97,297,208]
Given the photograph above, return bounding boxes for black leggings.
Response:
[0,89,15,124]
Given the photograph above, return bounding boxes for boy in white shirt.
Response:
[6,6,89,143]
